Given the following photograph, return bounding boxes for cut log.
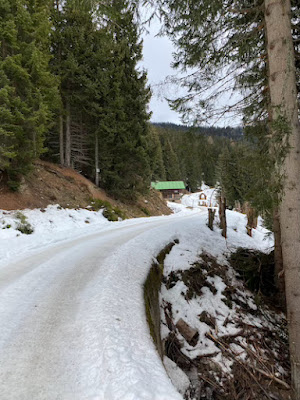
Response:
[176,318,199,346]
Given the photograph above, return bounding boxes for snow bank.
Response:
[161,193,278,395]
[0,205,109,264]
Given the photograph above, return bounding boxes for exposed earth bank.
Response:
[0,160,171,217]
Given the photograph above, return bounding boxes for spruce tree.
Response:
[147,125,166,181]
[0,0,59,187]
[98,0,152,199]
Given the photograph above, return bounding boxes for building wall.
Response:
[161,189,183,200]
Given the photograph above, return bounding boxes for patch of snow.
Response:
[163,357,190,395]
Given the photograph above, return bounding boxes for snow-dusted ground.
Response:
[0,195,274,400]
[161,195,279,397]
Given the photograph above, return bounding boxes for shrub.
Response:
[17,222,34,235]
[229,248,275,297]
[7,180,20,192]
[15,212,34,234]
[16,212,27,224]
[140,207,151,216]
[89,199,126,221]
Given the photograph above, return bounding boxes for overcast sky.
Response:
[140,19,242,127]
[141,19,182,125]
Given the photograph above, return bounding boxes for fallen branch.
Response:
[255,368,290,390]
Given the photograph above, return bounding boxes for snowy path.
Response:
[0,213,201,400]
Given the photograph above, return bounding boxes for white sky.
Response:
[141,18,183,124]
[140,18,242,127]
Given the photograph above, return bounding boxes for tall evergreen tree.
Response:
[147,125,166,181]
[98,0,152,199]
[0,0,59,187]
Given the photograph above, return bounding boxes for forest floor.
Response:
[0,160,171,217]
[163,198,291,400]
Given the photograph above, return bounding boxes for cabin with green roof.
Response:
[151,181,186,201]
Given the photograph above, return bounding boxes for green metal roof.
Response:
[151,181,185,190]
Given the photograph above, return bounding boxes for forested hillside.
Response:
[151,124,230,191]
[0,0,152,200]
[0,0,242,202]
[153,122,243,140]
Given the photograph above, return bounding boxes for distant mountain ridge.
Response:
[152,122,243,140]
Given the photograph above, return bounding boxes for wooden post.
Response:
[218,193,227,238]
[208,207,216,231]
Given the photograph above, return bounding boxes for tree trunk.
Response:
[208,208,216,231]
[65,101,71,168]
[218,193,227,238]
[59,113,64,166]
[246,204,257,237]
[273,209,285,306]
[265,0,300,396]
[95,133,99,186]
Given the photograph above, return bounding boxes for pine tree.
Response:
[98,0,152,199]
[50,0,99,169]
[0,0,59,188]
[148,125,166,181]
[160,137,181,181]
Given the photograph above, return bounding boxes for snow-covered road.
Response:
[0,213,200,400]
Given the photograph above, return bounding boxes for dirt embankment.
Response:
[0,160,171,218]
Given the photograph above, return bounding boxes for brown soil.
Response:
[0,160,171,218]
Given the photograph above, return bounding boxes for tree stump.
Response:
[176,318,199,346]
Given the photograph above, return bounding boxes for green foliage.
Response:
[140,207,151,216]
[48,0,152,201]
[0,0,60,181]
[217,129,282,227]
[150,0,267,125]
[15,211,27,224]
[7,179,21,192]
[15,212,34,234]
[2,224,11,229]
[154,124,226,190]
[90,199,126,221]
[150,0,298,222]
[229,248,276,297]
[147,126,166,181]
[17,222,34,235]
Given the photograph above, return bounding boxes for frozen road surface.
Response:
[0,213,200,400]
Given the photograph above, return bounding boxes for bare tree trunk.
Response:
[265,0,300,396]
[65,101,71,168]
[273,209,285,306]
[245,204,257,237]
[218,193,227,239]
[59,113,64,166]
[95,133,99,186]
[208,208,216,231]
